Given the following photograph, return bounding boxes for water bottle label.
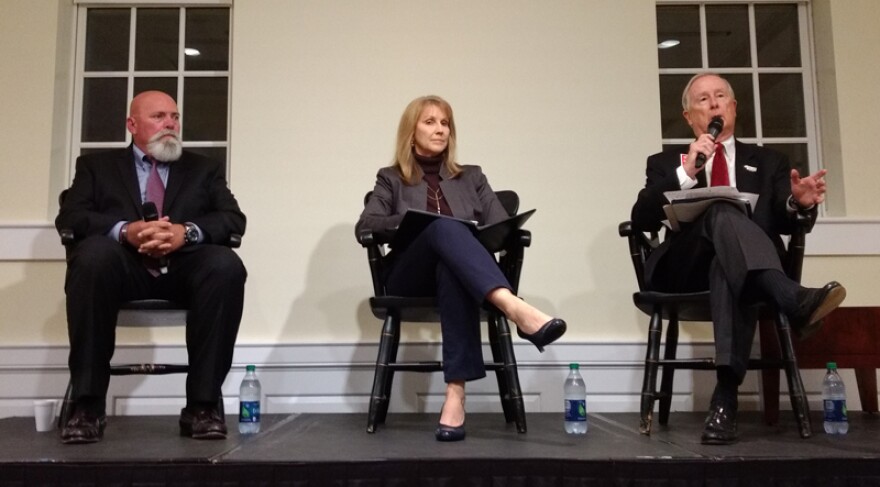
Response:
[239,400,261,423]
[823,399,847,422]
[564,399,586,422]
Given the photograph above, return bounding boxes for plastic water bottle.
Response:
[822,362,848,434]
[564,363,587,434]
[239,364,261,434]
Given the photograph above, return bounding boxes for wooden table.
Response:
[761,306,880,424]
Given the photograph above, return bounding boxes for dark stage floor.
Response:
[2,411,879,485]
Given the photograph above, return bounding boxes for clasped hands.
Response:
[122,217,186,258]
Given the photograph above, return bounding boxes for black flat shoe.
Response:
[435,423,466,442]
[517,318,567,352]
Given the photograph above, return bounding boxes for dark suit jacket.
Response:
[630,140,815,288]
[356,164,508,240]
[56,146,246,247]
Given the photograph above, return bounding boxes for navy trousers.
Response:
[64,236,246,411]
[384,219,511,382]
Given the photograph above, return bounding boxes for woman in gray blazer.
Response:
[357,95,566,442]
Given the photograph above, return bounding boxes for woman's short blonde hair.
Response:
[393,95,461,185]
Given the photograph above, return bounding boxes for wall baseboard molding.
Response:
[0,341,846,420]
[2,217,878,261]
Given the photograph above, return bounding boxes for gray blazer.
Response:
[356,164,508,240]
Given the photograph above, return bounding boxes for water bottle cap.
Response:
[246,364,256,372]
[826,362,837,370]
[569,363,579,370]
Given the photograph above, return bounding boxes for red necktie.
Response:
[145,156,165,216]
[710,143,729,187]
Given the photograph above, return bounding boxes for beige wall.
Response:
[0,0,877,348]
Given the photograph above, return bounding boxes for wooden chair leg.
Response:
[367,314,400,433]
[487,315,513,423]
[640,309,663,435]
[854,368,878,413]
[658,317,678,426]
[758,318,782,425]
[495,314,526,433]
[776,311,812,438]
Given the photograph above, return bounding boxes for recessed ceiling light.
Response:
[658,39,680,49]
[184,48,201,56]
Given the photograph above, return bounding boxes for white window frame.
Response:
[69,1,232,182]
[657,0,821,177]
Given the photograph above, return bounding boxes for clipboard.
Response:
[391,209,536,252]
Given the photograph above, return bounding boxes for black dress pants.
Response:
[64,236,246,410]
[646,203,784,380]
[384,219,511,383]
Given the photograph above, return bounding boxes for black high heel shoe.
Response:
[517,318,567,352]
[435,422,466,442]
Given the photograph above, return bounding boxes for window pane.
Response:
[82,78,127,142]
[763,143,807,176]
[185,8,230,71]
[657,6,701,69]
[135,8,179,71]
[79,148,117,158]
[726,74,756,138]
[756,5,801,67]
[183,77,228,141]
[186,147,227,166]
[134,78,178,100]
[659,74,693,139]
[759,74,805,137]
[85,9,130,71]
[706,5,750,68]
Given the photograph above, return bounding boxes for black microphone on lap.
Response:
[694,116,725,169]
[142,201,168,274]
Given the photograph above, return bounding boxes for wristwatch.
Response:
[183,222,199,246]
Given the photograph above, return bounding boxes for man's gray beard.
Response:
[147,133,183,162]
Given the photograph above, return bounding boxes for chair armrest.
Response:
[784,212,812,283]
[619,220,657,292]
[59,229,242,249]
[357,228,375,247]
[519,229,531,248]
[59,228,75,247]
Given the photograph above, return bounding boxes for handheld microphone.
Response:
[142,201,168,274]
[694,116,724,169]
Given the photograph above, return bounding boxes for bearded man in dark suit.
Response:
[630,73,845,445]
[56,90,246,444]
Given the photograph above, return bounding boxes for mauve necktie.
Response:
[145,156,165,216]
[710,143,730,187]
[143,156,166,276]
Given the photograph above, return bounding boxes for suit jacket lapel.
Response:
[116,146,143,213]
[164,153,191,213]
[734,140,760,193]
[438,164,467,217]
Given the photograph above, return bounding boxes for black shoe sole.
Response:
[796,283,846,340]
[179,423,227,440]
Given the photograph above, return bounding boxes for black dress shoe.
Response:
[700,404,738,445]
[517,318,567,352]
[179,406,227,440]
[60,407,107,445]
[790,282,846,339]
[435,422,466,442]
